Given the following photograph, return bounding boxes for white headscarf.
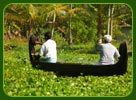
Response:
[104,35,112,43]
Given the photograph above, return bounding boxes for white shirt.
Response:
[97,43,120,65]
[40,39,57,59]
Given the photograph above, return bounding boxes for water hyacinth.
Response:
[4,40,132,96]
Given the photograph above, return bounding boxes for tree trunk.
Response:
[97,5,102,43]
[51,12,56,38]
[110,4,115,36]
[7,26,12,39]
[107,5,111,35]
[68,4,73,45]
[107,4,115,36]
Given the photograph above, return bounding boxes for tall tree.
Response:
[44,4,68,37]
[4,4,26,39]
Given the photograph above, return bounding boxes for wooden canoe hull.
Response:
[38,62,126,76]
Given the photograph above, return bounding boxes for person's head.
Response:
[104,35,112,43]
[44,31,52,40]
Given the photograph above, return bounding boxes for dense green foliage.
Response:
[4,4,132,46]
[4,39,132,96]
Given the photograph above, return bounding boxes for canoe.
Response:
[29,35,128,76]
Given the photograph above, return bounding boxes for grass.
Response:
[3,38,133,96]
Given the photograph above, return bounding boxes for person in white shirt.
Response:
[39,32,57,63]
[96,35,120,65]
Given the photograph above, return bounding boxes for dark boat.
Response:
[29,35,128,76]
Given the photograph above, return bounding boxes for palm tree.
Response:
[66,4,90,45]
[4,4,27,39]
[43,4,68,37]
[4,4,42,38]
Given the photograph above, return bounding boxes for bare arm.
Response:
[35,41,42,45]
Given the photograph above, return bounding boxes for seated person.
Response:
[39,32,57,63]
[96,35,120,65]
